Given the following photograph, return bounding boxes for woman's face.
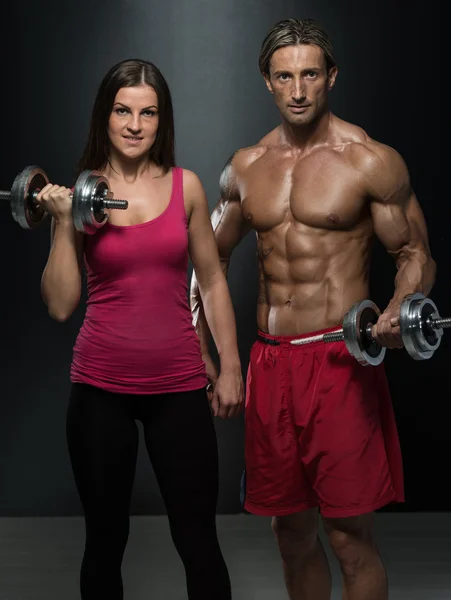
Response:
[108,84,159,161]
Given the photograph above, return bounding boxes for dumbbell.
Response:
[0,165,128,234]
[290,299,385,366]
[289,294,450,367]
[400,293,450,360]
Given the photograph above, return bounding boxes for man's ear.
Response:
[328,66,338,90]
[263,73,274,94]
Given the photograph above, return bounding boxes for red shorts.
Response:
[243,327,405,518]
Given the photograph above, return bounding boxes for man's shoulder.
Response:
[349,139,406,183]
[227,143,269,172]
[224,127,279,174]
[334,117,403,170]
[218,142,269,200]
[333,118,409,195]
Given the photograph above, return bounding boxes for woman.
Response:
[39,58,243,600]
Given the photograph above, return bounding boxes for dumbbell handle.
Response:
[292,313,451,347]
[83,197,128,210]
[427,316,451,329]
[0,188,128,210]
[291,323,374,346]
[290,313,450,350]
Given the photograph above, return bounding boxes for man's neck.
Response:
[279,110,333,153]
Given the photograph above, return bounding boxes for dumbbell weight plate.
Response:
[72,170,111,234]
[400,293,442,360]
[342,300,386,366]
[10,165,49,229]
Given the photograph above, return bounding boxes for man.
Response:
[190,18,436,600]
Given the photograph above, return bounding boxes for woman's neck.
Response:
[103,152,162,184]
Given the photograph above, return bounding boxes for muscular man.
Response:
[190,18,436,600]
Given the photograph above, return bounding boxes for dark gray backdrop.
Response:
[1,0,446,516]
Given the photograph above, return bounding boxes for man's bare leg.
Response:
[322,512,388,600]
[272,508,332,600]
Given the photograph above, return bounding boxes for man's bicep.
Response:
[212,149,253,260]
[370,190,412,256]
[404,193,433,253]
[368,145,417,255]
[371,187,431,260]
[212,198,250,261]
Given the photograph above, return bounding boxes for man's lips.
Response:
[288,105,310,112]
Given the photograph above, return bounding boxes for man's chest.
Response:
[240,150,370,231]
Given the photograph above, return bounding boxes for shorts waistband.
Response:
[257,326,342,348]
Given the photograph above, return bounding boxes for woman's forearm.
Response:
[41,219,83,321]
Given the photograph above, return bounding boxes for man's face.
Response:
[264,44,337,126]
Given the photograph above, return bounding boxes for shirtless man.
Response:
[190,18,436,600]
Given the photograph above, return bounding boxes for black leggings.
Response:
[66,383,231,600]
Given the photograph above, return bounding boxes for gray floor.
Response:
[0,513,450,599]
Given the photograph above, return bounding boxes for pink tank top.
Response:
[70,167,208,394]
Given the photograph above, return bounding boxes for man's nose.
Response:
[291,79,306,102]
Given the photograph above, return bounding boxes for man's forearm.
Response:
[389,245,436,306]
[190,273,213,356]
[190,267,240,369]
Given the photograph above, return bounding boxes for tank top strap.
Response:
[171,166,186,218]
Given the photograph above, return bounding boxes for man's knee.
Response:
[323,513,376,576]
[272,509,319,559]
